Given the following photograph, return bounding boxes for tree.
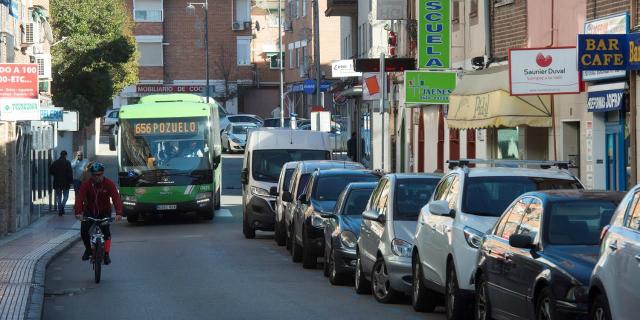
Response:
[213,43,238,110]
[50,0,138,126]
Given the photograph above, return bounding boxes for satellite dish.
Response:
[255,21,260,31]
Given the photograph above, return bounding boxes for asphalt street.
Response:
[43,152,445,320]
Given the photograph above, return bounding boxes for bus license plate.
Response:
[157,205,177,210]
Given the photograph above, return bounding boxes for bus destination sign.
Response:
[134,120,199,135]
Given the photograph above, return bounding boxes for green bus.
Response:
[110,94,222,223]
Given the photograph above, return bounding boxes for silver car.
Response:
[355,173,440,303]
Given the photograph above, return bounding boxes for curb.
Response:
[25,234,81,320]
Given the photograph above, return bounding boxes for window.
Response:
[394,178,439,220]
[444,175,460,209]
[314,175,378,202]
[470,0,478,18]
[368,23,372,53]
[302,0,306,17]
[137,41,163,66]
[452,2,459,23]
[35,54,52,79]
[496,198,529,239]
[295,47,300,67]
[237,37,251,66]
[282,168,295,192]
[268,53,283,69]
[547,200,619,245]
[289,0,298,19]
[516,198,542,240]
[343,188,375,215]
[288,46,294,69]
[134,0,163,22]
[625,192,640,230]
[368,179,387,211]
[376,181,391,215]
[433,175,454,201]
[301,46,307,68]
[497,128,519,160]
[234,0,250,22]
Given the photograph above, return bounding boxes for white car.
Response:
[101,109,119,133]
[221,122,258,153]
[589,184,640,320]
[411,161,582,318]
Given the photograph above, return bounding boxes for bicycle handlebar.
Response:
[81,217,114,223]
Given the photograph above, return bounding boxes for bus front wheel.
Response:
[127,213,139,223]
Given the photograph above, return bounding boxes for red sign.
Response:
[136,85,205,93]
[0,64,38,99]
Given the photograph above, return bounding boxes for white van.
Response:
[241,128,332,238]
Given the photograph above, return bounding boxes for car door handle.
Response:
[608,242,618,251]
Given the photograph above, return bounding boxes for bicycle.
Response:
[82,216,113,283]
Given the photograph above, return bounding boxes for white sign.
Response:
[0,98,41,121]
[583,13,628,81]
[331,60,361,78]
[377,0,407,20]
[310,111,331,132]
[362,73,382,101]
[58,111,79,131]
[509,47,580,95]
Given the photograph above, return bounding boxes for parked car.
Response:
[412,162,583,318]
[321,182,377,285]
[291,168,379,268]
[284,160,365,251]
[473,190,623,320]
[101,109,119,133]
[241,129,332,239]
[221,122,258,153]
[227,114,263,126]
[589,185,640,320]
[263,117,307,128]
[354,174,440,303]
[272,161,300,246]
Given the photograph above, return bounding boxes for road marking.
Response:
[216,209,233,217]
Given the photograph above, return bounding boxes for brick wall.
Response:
[491,0,527,60]
[134,22,163,35]
[139,67,164,80]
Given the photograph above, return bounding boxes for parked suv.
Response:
[589,184,640,320]
[291,168,379,268]
[412,160,582,319]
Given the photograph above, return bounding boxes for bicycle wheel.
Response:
[94,242,103,283]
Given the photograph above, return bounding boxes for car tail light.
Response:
[600,224,610,242]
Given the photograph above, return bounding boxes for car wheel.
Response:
[372,256,398,303]
[590,292,611,320]
[274,216,286,246]
[200,208,214,220]
[286,222,292,252]
[535,286,556,320]
[214,187,221,210]
[474,273,492,320]
[291,221,303,262]
[323,243,330,277]
[329,248,348,286]
[412,253,437,312]
[446,262,470,320]
[354,252,371,294]
[242,211,255,239]
[301,227,317,269]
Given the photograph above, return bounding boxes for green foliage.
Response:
[50,0,138,126]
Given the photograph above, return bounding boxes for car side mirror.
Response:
[108,135,116,151]
[509,234,535,249]
[269,186,278,196]
[282,191,293,202]
[362,210,384,223]
[240,169,248,185]
[428,200,455,218]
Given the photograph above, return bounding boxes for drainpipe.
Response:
[631,0,637,187]
[483,0,492,63]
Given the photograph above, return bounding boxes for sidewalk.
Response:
[0,199,80,320]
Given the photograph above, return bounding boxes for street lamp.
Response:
[186,1,210,104]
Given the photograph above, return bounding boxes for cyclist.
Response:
[74,162,123,265]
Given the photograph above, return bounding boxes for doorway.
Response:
[562,121,580,178]
[605,120,627,191]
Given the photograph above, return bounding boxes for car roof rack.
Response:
[447,159,570,170]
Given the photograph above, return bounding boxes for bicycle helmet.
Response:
[89,162,105,173]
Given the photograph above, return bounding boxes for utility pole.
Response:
[204,0,210,104]
[313,0,321,106]
[278,0,285,127]
[379,52,385,171]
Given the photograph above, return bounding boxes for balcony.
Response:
[325,0,357,17]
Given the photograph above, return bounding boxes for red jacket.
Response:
[75,177,123,217]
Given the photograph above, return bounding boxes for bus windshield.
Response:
[120,117,212,173]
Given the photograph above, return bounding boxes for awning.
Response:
[447,65,552,129]
[587,82,627,113]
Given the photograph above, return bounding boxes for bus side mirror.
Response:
[240,169,248,185]
[108,135,116,151]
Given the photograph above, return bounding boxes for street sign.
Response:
[405,71,456,105]
[40,107,63,121]
[418,0,450,69]
[354,58,416,72]
[583,13,628,81]
[0,99,41,121]
[58,111,79,131]
[331,60,361,77]
[362,73,382,101]
[509,47,580,95]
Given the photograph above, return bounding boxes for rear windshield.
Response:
[264,118,290,127]
[546,200,619,245]
[232,125,256,134]
[462,177,581,217]
[314,175,379,201]
[394,178,440,220]
[229,116,260,124]
[343,188,375,216]
[282,168,295,191]
[252,150,330,182]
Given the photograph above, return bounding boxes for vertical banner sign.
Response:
[418,0,450,69]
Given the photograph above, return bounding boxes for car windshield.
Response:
[546,200,619,245]
[283,168,295,192]
[263,118,290,127]
[232,125,255,134]
[394,178,439,220]
[252,150,330,182]
[462,176,581,217]
[343,188,374,215]
[314,175,379,201]
[229,116,260,124]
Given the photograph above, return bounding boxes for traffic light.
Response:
[353,58,416,72]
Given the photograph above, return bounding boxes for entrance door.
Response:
[605,121,627,191]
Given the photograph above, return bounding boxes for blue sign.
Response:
[578,34,629,70]
[587,88,625,112]
[303,79,316,94]
[290,81,333,93]
[40,108,63,121]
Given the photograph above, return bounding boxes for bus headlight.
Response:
[122,195,136,207]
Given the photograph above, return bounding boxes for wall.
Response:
[491,0,527,60]
[527,0,586,47]
[452,0,488,68]
[240,88,280,118]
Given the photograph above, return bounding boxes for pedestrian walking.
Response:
[49,150,73,216]
[70,151,88,195]
[347,132,364,162]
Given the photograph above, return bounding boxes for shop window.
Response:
[497,128,519,160]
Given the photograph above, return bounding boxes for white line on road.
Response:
[216,209,233,217]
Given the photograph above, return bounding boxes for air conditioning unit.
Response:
[232,21,245,31]
[284,21,293,31]
[21,22,36,45]
[244,21,251,29]
[34,54,51,79]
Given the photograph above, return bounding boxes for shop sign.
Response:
[418,0,450,69]
[331,60,361,78]
[40,107,63,121]
[0,98,41,121]
[0,63,39,99]
[509,47,580,95]
[583,13,628,81]
[303,79,316,94]
[136,85,205,93]
[58,111,79,132]
[405,71,456,105]
[291,81,332,93]
[577,33,640,71]
[587,82,626,112]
